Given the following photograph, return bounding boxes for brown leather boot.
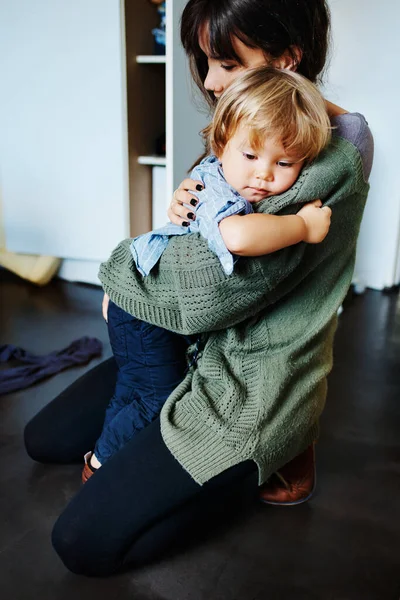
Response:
[82,451,97,484]
[259,444,316,506]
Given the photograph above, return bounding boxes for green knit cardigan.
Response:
[99,137,369,485]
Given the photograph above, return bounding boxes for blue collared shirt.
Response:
[130,155,253,276]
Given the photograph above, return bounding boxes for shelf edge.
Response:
[138,155,167,166]
[136,55,166,64]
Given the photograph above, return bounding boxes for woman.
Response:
[24,0,373,576]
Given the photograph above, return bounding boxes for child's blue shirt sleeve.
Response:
[131,155,253,276]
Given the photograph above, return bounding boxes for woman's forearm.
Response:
[219,213,306,256]
[99,236,307,335]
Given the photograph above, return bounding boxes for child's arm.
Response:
[219,200,332,257]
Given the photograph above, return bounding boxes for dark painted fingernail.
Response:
[196,184,203,191]
[187,212,195,220]
[182,221,190,227]
[190,198,198,206]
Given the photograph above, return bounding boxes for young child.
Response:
[83,67,332,482]
[131,66,331,276]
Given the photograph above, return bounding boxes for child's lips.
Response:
[248,186,270,194]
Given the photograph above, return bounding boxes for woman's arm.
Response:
[99,235,308,335]
[219,200,332,256]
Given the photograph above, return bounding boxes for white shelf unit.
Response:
[126,0,208,236]
[124,0,166,236]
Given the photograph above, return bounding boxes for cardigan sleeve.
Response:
[99,234,308,335]
[99,138,368,335]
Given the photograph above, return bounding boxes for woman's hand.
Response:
[102,293,110,322]
[167,178,203,226]
[297,200,332,244]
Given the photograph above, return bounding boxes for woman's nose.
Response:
[204,69,223,95]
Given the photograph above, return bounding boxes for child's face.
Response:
[219,126,305,203]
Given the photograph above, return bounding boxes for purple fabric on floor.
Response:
[0,337,102,395]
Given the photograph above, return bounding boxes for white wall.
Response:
[0,0,129,263]
[326,0,400,289]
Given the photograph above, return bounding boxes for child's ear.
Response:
[272,46,303,72]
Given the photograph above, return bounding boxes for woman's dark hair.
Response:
[181,0,331,107]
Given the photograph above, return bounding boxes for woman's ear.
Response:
[272,46,303,72]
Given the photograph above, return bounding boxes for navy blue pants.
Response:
[94,302,195,464]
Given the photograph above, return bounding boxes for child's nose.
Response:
[256,167,274,182]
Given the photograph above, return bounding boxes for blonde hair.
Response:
[210,66,331,163]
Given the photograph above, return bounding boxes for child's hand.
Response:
[297,200,332,244]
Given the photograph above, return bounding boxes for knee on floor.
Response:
[51,513,120,577]
[24,418,51,462]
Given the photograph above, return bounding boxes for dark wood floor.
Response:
[0,269,399,600]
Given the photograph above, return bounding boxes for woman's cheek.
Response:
[227,70,243,87]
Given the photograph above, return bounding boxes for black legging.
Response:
[24,358,258,576]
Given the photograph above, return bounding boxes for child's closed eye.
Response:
[242,152,257,161]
